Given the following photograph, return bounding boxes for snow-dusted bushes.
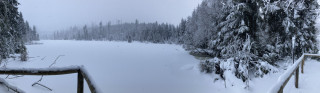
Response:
[20,45,27,61]
[200,57,278,83]
[199,58,225,80]
[199,60,214,73]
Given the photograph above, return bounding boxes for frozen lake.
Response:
[0,40,309,93]
[0,40,214,93]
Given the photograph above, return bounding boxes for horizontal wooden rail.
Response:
[0,66,99,93]
[269,53,320,93]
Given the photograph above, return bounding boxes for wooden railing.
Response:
[0,66,99,93]
[269,54,320,93]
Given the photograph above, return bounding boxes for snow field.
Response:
[0,40,211,93]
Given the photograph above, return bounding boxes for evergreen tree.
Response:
[0,0,29,61]
[83,25,88,40]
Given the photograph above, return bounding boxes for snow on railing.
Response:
[268,53,320,93]
[0,66,100,93]
[0,77,25,93]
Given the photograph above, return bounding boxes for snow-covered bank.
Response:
[0,40,312,93]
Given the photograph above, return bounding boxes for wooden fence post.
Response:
[278,86,284,93]
[295,67,299,88]
[301,56,305,74]
[78,70,84,93]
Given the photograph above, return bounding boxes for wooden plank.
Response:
[295,67,299,88]
[80,67,98,93]
[278,87,283,93]
[77,70,84,93]
[273,54,305,93]
[278,69,295,93]
[0,66,80,75]
[303,54,320,57]
[301,56,305,74]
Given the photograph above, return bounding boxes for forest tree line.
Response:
[0,0,39,62]
[53,20,177,44]
[53,0,319,82]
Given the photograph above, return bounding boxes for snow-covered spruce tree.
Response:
[32,26,40,41]
[191,1,211,49]
[176,19,187,44]
[261,0,319,60]
[216,0,263,83]
[15,12,29,61]
[23,21,39,43]
[196,0,319,83]
[0,0,29,61]
[250,0,320,64]
[291,0,319,57]
[182,11,198,50]
[183,0,227,56]
[83,25,89,40]
[256,0,283,64]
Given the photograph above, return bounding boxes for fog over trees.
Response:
[53,20,177,43]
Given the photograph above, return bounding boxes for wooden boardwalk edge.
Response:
[0,66,99,93]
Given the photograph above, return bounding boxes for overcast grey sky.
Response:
[18,0,202,34]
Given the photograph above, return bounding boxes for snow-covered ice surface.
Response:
[0,40,213,93]
[0,40,318,93]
